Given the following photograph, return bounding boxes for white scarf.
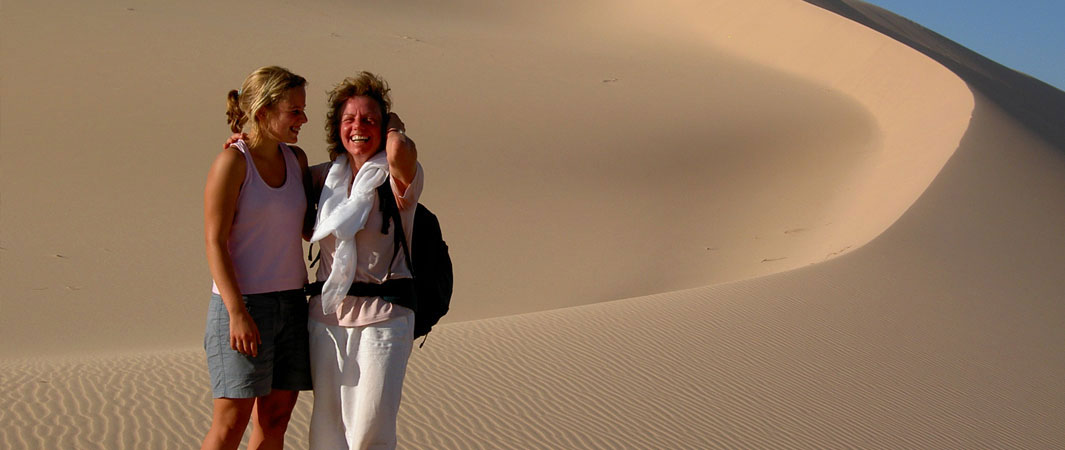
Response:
[310,151,390,314]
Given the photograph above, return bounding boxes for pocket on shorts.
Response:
[204,294,230,356]
[368,314,415,345]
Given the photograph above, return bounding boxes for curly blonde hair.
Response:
[324,71,392,161]
[225,66,307,134]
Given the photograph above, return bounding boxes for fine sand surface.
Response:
[2,0,1063,448]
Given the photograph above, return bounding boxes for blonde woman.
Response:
[201,66,314,450]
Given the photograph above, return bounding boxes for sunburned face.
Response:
[261,87,308,144]
[339,95,385,164]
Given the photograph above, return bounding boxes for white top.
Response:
[211,141,307,295]
[308,164,424,327]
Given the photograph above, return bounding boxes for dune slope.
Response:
[3,0,1063,448]
[2,0,968,358]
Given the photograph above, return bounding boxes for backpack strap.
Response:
[376,179,414,276]
[378,179,431,347]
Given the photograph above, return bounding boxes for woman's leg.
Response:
[308,315,413,449]
[349,314,414,449]
[308,319,356,449]
[248,389,300,450]
[201,397,256,450]
[203,293,277,449]
[249,289,312,449]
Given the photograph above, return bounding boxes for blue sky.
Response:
[865,0,1065,91]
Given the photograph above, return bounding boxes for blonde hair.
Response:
[324,71,392,161]
[225,66,307,134]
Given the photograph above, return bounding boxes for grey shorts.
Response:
[204,289,313,398]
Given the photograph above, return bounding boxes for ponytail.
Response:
[225,89,246,133]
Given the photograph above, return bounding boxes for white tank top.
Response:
[212,140,308,295]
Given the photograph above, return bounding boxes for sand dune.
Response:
[2,0,1063,448]
[1,0,968,357]
[1,351,212,449]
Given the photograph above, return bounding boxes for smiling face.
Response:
[338,95,385,165]
[259,86,308,144]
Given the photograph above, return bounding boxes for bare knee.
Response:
[203,398,255,450]
[254,409,292,436]
[253,391,299,436]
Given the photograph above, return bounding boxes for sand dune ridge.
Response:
[2,0,1063,448]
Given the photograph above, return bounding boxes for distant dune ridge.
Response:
[2,0,1063,448]
[803,0,1065,149]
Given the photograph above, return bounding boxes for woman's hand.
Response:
[224,132,248,149]
[228,309,261,357]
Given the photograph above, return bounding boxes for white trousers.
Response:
[308,315,414,450]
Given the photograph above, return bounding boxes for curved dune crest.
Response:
[577,0,976,226]
[3,0,973,357]
[406,0,976,322]
[642,0,975,256]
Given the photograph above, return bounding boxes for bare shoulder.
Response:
[210,147,246,176]
[206,147,246,194]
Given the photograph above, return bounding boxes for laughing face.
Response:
[261,86,308,144]
[339,95,385,164]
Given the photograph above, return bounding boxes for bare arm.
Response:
[203,148,261,357]
[384,112,418,201]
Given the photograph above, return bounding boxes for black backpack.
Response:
[376,180,454,343]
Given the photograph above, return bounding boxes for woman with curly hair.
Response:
[305,71,423,449]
